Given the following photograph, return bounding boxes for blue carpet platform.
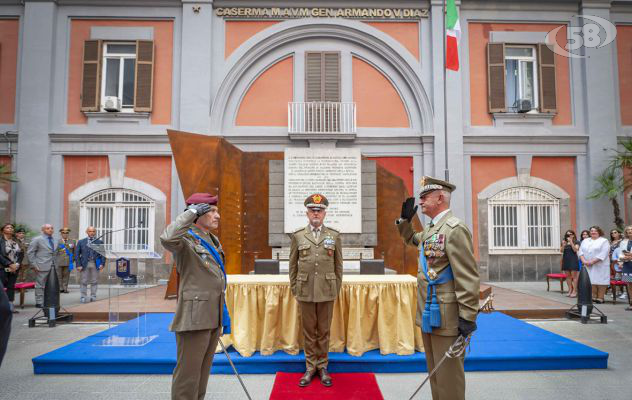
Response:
[32,312,608,374]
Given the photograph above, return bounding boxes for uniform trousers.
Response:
[298,300,334,372]
[56,265,71,291]
[172,327,221,400]
[80,261,98,299]
[421,332,465,400]
[34,269,51,306]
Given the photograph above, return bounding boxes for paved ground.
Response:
[0,282,630,399]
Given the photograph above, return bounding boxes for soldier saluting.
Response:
[160,193,230,400]
[289,194,343,387]
[397,177,480,400]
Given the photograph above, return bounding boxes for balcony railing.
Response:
[288,102,356,134]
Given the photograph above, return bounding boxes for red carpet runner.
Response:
[269,372,384,400]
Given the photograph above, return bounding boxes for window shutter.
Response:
[323,52,340,131]
[487,42,506,113]
[305,52,322,102]
[134,40,154,112]
[538,43,557,113]
[323,52,340,102]
[80,40,102,112]
[305,52,341,132]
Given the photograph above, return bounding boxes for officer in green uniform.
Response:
[161,193,230,400]
[396,176,480,400]
[289,193,343,387]
[55,227,76,293]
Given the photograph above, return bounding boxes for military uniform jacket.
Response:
[55,239,77,267]
[398,211,480,336]
[289,225,343,303]
[160,210,226,333]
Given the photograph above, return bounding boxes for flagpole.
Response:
[442,0,449,182]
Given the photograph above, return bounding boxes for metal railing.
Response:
[288,102,356,133]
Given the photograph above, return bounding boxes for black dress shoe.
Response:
[319,368,332,387]
[299,370,316,387]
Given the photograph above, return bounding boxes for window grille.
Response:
[79,188,154,251]
[488,187,559,252]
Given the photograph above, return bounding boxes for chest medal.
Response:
[324,237,335,256]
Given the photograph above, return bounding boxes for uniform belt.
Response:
[419,249,454,333]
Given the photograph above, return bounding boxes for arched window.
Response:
[79,189,155,251]
[488,187,559,253]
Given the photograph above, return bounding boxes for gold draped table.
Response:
[219,274,424,357]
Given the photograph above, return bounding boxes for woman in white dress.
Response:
[578,226,611,303]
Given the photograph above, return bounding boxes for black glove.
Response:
[400,197,418,222]
[458,317,477,338]
[187,203,212,216]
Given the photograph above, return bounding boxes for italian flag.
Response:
[446,0,460,71]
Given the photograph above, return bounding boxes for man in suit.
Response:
[161,193,229,400]
[396,176,480,400]
[75,226,105,303]
[27,224,58,307]
[55,227,76,293]
[289,194,343,388]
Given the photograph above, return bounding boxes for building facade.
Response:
[1,0,631,281]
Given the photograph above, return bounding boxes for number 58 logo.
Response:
[545,15,617,59]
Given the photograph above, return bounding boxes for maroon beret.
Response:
[185,193,218,206]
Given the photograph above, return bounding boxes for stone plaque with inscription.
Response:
[284,148,362,233]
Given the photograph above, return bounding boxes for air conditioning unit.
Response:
[515,99,532,113]
[103,96,122,112]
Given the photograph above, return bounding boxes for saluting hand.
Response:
[187,203,212,216]
[400,197,418,222]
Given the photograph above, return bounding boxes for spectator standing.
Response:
[580,230,590,242]
[0,223,23,313]
[614,225,632,310]
[26,224,57,308]
[578,226,610,303]
[560,230,580,297]
[75,226,105,303]
[55,227,76,293]
[609,229,623,278]
[15,228,31,283]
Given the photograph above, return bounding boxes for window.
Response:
[304,51,341,132]
[488,187,560,253]
[505,46,537,111]
[487,43,557,114]
[80,40,154,113]
[79,189,155,252]
[102,43,136,110]
[305,52,341,103]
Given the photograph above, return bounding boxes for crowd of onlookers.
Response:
[0,223,105,315]
[560,226,632,310]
